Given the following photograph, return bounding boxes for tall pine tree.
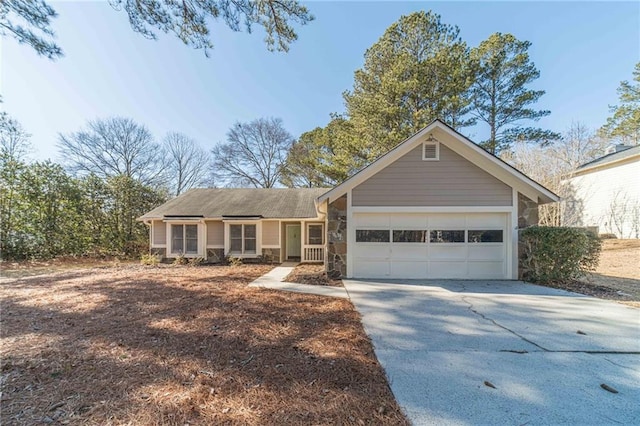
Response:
[470,32,560,154]
[344,11,475,159]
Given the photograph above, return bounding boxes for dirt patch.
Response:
[284,264,343,287]
[1,264,407,425]
[546,239,640,308]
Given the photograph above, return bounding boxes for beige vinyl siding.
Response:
[206,221,224,246]
[152,220,166,245]
[352,144,512,206]
[262,220,280,246]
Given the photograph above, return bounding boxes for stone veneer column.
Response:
[327,195,347,278]
[517,192,539,279]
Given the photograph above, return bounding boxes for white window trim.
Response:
[166,222,205,258]
[224,221,261,258]
[422,141,440,161]
[306,223,325,246]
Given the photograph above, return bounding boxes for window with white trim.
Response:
[422,142,439,161]
[171,224,198,254]
[307,224,324,245]
[229,224,257,254]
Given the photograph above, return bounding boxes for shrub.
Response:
[189,256,204,266]
[140,253,160,266]
[173,254,188,265]
[520,226,602,284]
[226,256,243,267]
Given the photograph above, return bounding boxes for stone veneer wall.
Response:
[150,248,166,258]
[517,192,539,279]
[327,195,348,278]
[261,248,281,264]
[206,248,225,263]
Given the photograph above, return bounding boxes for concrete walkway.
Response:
[248,263,349,299]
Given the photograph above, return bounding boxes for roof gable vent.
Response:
[422,140,439,161]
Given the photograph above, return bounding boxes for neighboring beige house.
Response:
[140,120,558,279]
[564,144,640,239]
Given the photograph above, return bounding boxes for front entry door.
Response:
[286,224,301,259]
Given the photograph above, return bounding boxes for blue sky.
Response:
[1,1,638,161]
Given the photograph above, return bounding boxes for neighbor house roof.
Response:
[139,188,329,220]
[318,119,559,205]
[573,144,640,174]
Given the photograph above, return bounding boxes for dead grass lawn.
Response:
[546,239,640,307]
[1,264,407,425]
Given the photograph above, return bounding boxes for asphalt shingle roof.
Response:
[139,188,330,220]
[576,145,640,171]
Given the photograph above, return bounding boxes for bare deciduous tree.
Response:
[57,117,164,187]
[552,121,608,170]
[502,121,607,226]
[0,112,31,163]
[162,132,210,196]
[211,118,293,188]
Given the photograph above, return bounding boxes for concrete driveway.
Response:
[343,279,640,425]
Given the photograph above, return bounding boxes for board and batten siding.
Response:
[262,220,280,246]
[152,220,166,245]
[352,144,512,206]
[206,221,224,247]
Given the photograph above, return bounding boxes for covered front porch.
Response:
[279,220,325,263]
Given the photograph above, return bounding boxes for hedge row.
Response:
[520,226,602,284]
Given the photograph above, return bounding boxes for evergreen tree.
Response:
[344,11,475,159]
[600,62,640,144]
[470,32,560,154]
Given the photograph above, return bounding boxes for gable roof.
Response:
[318,119,559,205]
[573,144,640,174]
[139,188,329,220]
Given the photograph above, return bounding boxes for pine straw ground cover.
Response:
[284,264,343,287]
[0,264,408,425]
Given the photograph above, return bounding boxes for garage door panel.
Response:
[468,245,504,261]
[391,245,428,259]
[468,261,505,278]
[356,244,390,259]
[354,260,389,278]
[429,245,467,260]
[390,214,428,228]
[466,213,506,228]
[429,261,468,278]
[428,214,466,228]
[390,261,428,279]
[356,214,390,227]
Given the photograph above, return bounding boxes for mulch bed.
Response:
[0,264,407,425]
[284,264,344,287]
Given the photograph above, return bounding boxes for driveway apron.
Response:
[343,279,640,425]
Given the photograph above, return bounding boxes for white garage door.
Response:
[352,213,509,279]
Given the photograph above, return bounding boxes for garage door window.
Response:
[468,230,503,243]
[356,230,390,242]
[393,230,427,243]
[430,230,465,243]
